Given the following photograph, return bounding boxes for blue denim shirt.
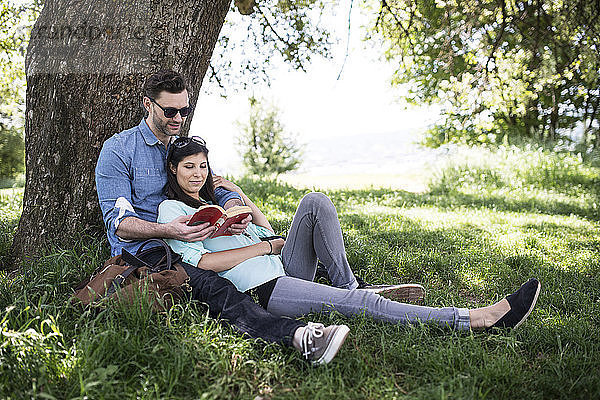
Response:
[95,119,240,256]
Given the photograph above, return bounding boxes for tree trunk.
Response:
[9,0,232,269]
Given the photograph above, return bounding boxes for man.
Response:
[95,69,349,365]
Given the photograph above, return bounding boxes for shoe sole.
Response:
[313,324,350,366]
[513,280,541,329]
[365,284,426,304]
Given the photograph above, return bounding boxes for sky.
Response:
[191,4,440,175]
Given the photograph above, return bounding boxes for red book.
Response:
[187,205,252,238]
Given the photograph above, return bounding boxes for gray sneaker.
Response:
[301,322,350,366]
[360,283,426,304]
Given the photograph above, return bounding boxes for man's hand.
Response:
[165,215,215,241]
[227,214,252,235]
[213,175,242,194]
[223,198,244,209]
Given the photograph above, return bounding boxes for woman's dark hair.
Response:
[143,70,188,100]
[165,138,217,208]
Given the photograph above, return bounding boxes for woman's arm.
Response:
[197,240,283,272]
[212,176,274,232]
[159,199,285,272]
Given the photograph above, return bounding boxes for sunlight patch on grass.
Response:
[496,231,528,250]
[463,185,596,211]
[566,250,599,272]
[0,188,24,197]
[458,268,486,289]
[0,188,23,217]
[403,206,596,233]
[346,204,405,216]
[401,206,496,230]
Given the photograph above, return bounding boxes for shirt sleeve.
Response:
[95,137,139,242]
[252,224,276,238]
[210,169,242,207]
[214,186,242,208]
[158,200,211,267]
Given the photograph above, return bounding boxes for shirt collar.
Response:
[139,119,162,146]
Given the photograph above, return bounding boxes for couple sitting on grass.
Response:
[95,69,541,366]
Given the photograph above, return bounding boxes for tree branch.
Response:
[336,0,354,80]
[207,62,227,97]
[256,5,289,51]
[379,0,415,49]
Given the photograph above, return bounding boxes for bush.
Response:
[429,145,600,195]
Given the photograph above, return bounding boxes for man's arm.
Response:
[95,137,214,244]
[95,138,142,244]
[223,197,245,209]
[213,173,242,209]
[117,215,214,242]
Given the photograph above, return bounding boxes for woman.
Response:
[158,137,541,332]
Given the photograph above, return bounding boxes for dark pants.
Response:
[181,263,304,346]
[139,248,303,346]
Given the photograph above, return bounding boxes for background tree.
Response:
[372,0,600,149]
[236,97,303,177]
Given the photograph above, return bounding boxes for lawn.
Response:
[1,146,599,399]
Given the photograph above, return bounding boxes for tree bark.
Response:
[9,0,232,269]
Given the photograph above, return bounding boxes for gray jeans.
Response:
[273,192,470,331]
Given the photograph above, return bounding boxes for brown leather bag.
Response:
[72,239,191,311]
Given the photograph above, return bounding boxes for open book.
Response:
[187,204,252,238]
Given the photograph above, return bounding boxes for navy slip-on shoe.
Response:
[489,278,541,330]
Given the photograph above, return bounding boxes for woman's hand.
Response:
[228,214,252,235]
[213,175,242,195]
[267,238,285,255]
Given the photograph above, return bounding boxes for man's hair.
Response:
[143,70,187,99]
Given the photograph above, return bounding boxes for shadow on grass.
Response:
[336,209,599,314]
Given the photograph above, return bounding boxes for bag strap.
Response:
[105,264,139,297]
[260,235,286,241]
[105,240,174,297]
[121,239,177,272]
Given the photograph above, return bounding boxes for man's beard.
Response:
[153,114,180,137]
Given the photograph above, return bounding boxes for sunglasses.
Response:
[148,97,192,118]
[172,136,207,148]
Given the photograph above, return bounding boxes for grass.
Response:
[1,145,600,399]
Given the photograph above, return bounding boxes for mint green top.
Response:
[157,199,286,292]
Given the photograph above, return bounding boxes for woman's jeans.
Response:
[281,192,359,290]
[276,192,470,331]
[138,250,304,346]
